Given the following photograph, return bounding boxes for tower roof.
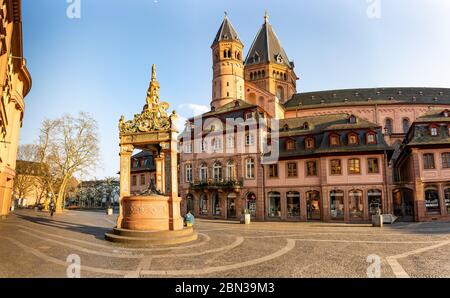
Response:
[244,12,292,68]
[212,13,242,46]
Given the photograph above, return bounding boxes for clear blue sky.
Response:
[20,0,450,179]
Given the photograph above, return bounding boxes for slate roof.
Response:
[244,17,292,68]
[404,108,450,147]
[274,114,391,158]
[284,87,450,109]
[212,15,241,46]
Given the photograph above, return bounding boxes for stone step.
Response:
[112,227,195,238]
[104,230,198,246]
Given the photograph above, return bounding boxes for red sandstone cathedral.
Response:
[171,13,450,223]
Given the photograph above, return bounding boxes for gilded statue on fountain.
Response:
[119,64,177,134]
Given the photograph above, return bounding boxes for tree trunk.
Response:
[56,176,69,213]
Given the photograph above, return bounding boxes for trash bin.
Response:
[185,212,195,227]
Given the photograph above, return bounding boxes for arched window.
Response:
[246,192,257,217]
[245,158,255,179]
[329,133,340,146]
[225,161,235,180]
[199,163,208,182]
[283,73,287,81]
[445,187,450,213]
[250,73,254,80]
[330,190,344,219]
[286,139,296,151]
[348,132,359,145]
[402,118,410,133]
[199,193,208,215]
[385,118,393,134]
[306,191,321,220]
[276,86,285,101]
[368,189,382,215]
[262,70,265,78]
[287,191,300,217]
[227,49,231,58]
[349,190,363,219]
[213,162,222,182]
[429,124,439,136]
[425,187,440,213]
[268,191,281,217]
[366,132,377,144]
[303,122,309,130]
[283,124,289,131]
[186,194,194,213]
[212,192,221,216]
[223,50,227,58]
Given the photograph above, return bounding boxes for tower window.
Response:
[227,82,229,87]
[227,92,230,97]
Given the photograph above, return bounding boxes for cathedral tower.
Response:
[244,12,297,103]
[211,13,245,110]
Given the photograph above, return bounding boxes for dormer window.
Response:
[366,132,377,145]
[276,54,283,63]
[286,139,296,151]
[443,110,450,117]
[302,122,310,130]
[349,115,357,124]
[253,53,260,63]
[348,132,359,145]
[330,133,340,146]
[283,124,289,132]
[245,112,253,120]
[305,137,315,149]
[429,125,439,136]
[234,101,240,107]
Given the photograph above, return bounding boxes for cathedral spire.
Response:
[212,13,242,46]
[244,12,291,68]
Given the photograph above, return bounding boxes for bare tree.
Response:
[38,112,100,213]
[13,144,40,205]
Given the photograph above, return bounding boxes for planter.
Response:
[372,214,383,227]
[107,208,114,216]
[240,213,251,224]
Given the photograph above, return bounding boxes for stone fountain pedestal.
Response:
[105,195,197,245]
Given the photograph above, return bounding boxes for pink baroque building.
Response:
[178,13,450,223]
[129,151,156,195]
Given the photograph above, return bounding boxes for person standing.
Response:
[49,200,56,217]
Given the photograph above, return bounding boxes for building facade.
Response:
[0,0,32,218]
[130,150,156,195]
[178,13,450,223]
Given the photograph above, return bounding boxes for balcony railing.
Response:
[190,178,244,190]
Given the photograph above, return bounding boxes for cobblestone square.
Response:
[1,209,449,278]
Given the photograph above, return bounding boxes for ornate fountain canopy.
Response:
[119,64,177,135]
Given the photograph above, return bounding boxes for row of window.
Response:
[283,131,378,152]
[267,189,382,219]
[423,152,450,169]
[215,49,241,61]
[184,134,256,153]
[424,187,450,214]
[185,158,256,182]
[131,174,147,186]
[267,158,380,178]
[186,157,381,183]
[249,70,287,81]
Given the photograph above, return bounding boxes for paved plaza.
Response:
[0,209,449,278]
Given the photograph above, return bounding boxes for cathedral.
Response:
[178,13,450,223]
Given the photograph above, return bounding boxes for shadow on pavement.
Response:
[14,213,111,241]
